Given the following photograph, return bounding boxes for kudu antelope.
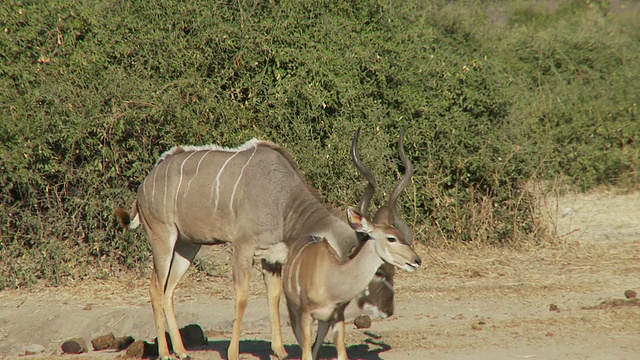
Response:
[263,126,417,360]
[344,125,416,321]
[281,207,421,360]
[114,129,412,360]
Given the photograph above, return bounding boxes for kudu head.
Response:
[349,125,415,319]
[346,207,421,272]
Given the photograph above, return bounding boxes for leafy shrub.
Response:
[0,0,638,288]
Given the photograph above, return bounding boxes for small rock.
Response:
[126,340,156,358]
[125,340,146,358]
[151,324,207,351]
[624,289,637,299]
[24,344,45,355]
[91,332,116,351]
[549,303,560,312]
[61,338,88,354]
[113,336,136,351]
[82,303,93,311]
[180,324,207,348]
[354,315,372,329]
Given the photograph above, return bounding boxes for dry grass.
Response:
[0,275,149,307]
[385,238,640,353]
[384,302,640,352]
[2,236,637,308]
[394,239,640,302]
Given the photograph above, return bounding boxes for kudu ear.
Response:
[346,207,374,234]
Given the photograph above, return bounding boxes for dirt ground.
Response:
[1,190,639,360]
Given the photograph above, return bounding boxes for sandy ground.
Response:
[1,191,639,360]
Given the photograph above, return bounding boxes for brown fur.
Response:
[114,207,130,228]
[116,139,364,360]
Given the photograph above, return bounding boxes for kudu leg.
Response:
[228,245,253,360]
[262,263,288,359]
[148,227,179,360]
[312,320,331,360]
[162,241,202,359]
[300,311,314,360]
[149,270,172,360]
[332,320,348,360]
[286,299,303,346]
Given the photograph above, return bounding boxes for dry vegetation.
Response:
[2,0,639,288]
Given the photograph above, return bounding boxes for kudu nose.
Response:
[415,256,422,267]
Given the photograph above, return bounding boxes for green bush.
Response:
[1,0,638,288]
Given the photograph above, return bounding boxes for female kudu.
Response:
[282,207,421,360]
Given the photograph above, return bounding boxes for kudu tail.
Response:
[114,202,140,230]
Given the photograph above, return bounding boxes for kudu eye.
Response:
[386,236,397,243]
[375,269,385,277]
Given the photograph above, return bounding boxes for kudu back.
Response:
[114,130,413,360]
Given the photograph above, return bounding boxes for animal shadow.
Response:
[197,334,391,360]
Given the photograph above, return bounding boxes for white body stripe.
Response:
[163,158,170,219]
[229,145,258,212]
[183,150,212,199]
[213,151,242,209]
[288,240,316,298]
[174,152,199,211]
[295,266,302,297]
[150,139,265,210]
[151,162,159,202]
[141,173,148,199]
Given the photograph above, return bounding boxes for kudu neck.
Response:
[326,239,383,303]
[283,188,356,258]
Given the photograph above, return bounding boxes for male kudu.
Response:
[344,126,415,321]
[114,129,413,360]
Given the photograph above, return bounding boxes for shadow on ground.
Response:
[193,336,391,360]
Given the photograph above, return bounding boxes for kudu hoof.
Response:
[161,354,190,360]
